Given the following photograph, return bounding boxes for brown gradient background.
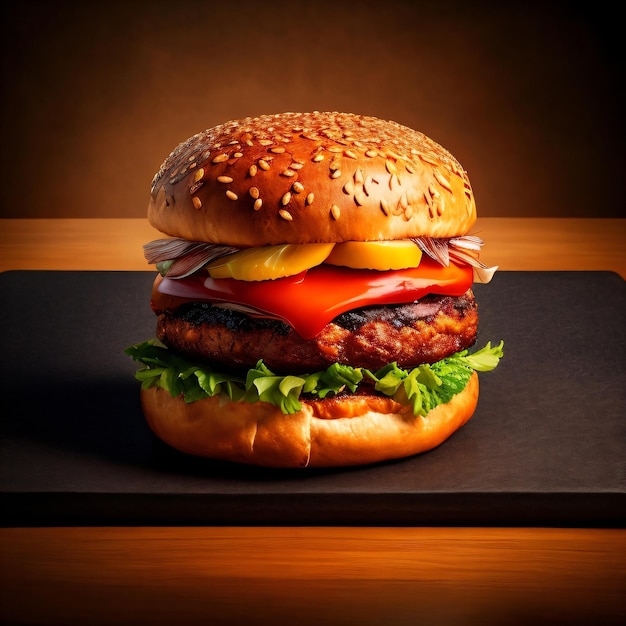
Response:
[1,0,623,219]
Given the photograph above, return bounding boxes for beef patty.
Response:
[155,290,478,374]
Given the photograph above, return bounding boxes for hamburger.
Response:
[126,111,503,468]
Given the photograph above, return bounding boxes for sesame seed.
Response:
[330,204,341,220]
[354,190,367,206]
[380,198,390,215]
[385,159,397,175]
[419,153,439,166]
[344,149,358,159]
[226,190,238,201]
[189,181,203,194]
[212,153,229,164]
[434,170,453,191]
[312,153,325,162]
[424,191,434,210]
[364,176,378,196]
[248,164,258,177]
[365,149,377,158]
[249,187,260,199]
[331,169,342,179]
[281,191,292,206]
[254,198,263,210]
[258,159,270,171]
[292,181,305,193]
[329,160,341,171]
[259,139,273,146]
[217,175,233,183]
[354,168,364,185]
[193,168,205,182]
[279,209,293,221]
[306,192,314,205]
[343,180,354,195]
[270,146,286,154]
[192,197,202,209]
[281,169,296,177]
[290,162,304,170]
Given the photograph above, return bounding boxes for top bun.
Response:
[148,112,477,246]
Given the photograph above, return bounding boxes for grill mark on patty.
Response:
[174,292,472,334]
[176,303,292,335]
[334,293,474,331]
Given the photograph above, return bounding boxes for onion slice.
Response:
[413,235,497,283]
[413,236,450,267]
[143,234,497,282]
[143,238,239,278]
[414,235,485,268]
[473,265,498,284]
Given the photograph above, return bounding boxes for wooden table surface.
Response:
[1,217,625,626]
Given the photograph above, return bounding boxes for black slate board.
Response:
[1,270,624,527]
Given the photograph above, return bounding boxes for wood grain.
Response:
[1,218,625,625]
[1,218,625,277]
[1,527,624,625]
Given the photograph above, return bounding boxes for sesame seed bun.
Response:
[140,371,479,468]
[148,112,477,246]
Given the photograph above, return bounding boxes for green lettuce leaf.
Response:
[124,339,504,416]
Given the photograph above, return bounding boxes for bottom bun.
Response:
[140,372,479,468]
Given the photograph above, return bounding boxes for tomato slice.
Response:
[152,256,473,339]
